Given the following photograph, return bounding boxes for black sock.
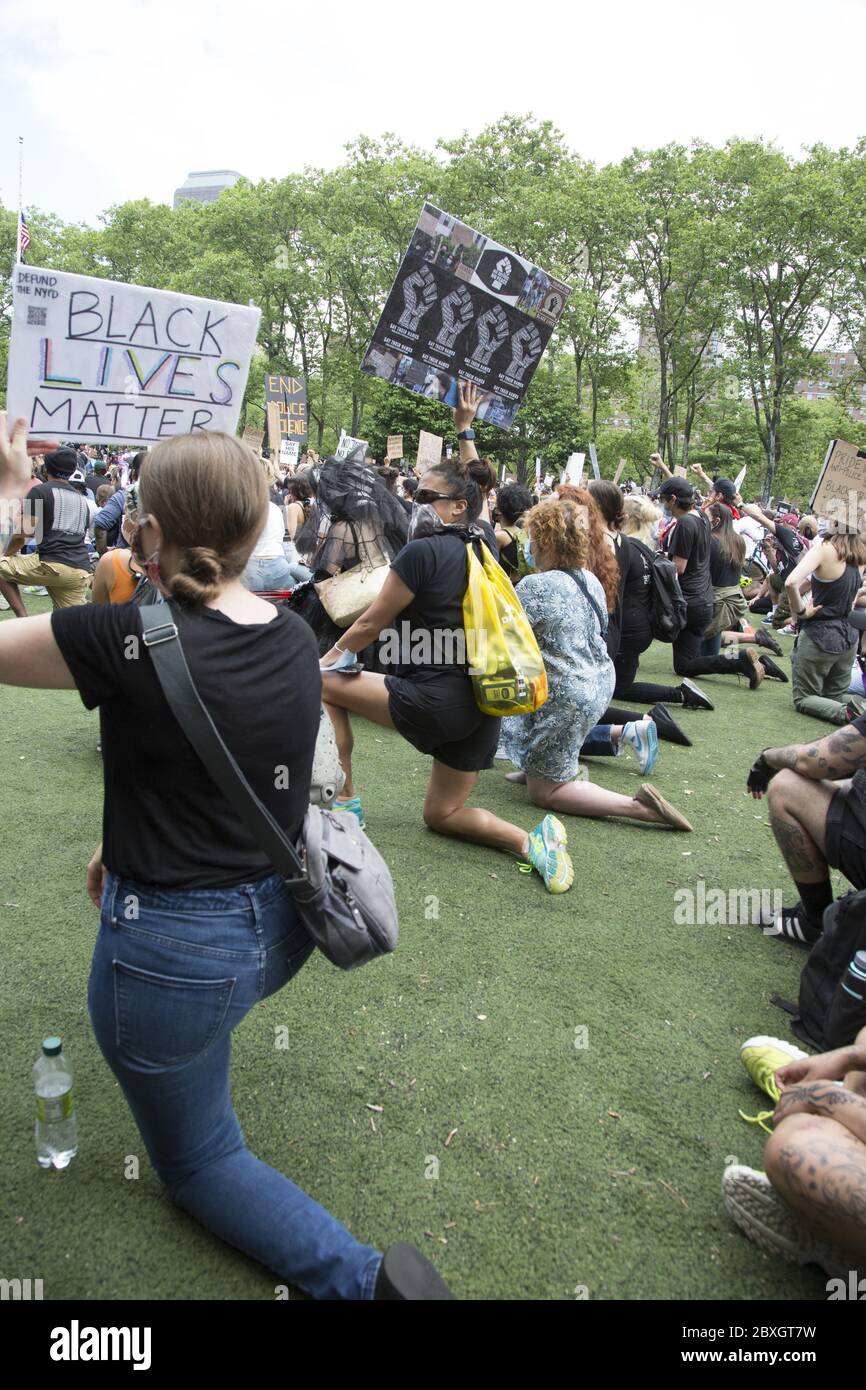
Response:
[794,878,833,927]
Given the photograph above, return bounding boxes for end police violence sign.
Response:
[7,266,261,445]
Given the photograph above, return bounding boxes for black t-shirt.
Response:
[709,536,742,588]
[774,523,805,581]
[29,480,91,571]
[389,521,497,676]
[51,602,321,889]
[620,535,653,648]
[665,509,712,605]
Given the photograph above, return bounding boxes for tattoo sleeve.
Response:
[764,726,866,781]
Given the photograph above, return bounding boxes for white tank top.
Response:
[251,502,286,559]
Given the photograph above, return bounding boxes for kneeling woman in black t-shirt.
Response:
[0,414,452,1302]
[321,385,574,894]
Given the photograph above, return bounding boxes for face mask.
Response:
[131,516,162,587]
[523,537,536,568]
[408,501,473,541]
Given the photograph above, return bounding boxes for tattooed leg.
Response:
[766,770,837,883]
[766,1114,866,1259]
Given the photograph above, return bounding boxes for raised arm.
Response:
[0,413,59,501]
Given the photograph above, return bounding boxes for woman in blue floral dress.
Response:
[500,499,692,830]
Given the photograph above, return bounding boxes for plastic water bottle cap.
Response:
[42,1037,62,1056]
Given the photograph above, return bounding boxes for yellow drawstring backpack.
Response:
[462,540,548,716]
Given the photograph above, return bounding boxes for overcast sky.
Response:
[2,0,865,227]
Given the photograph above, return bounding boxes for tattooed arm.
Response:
[763,724,866,782]
[773,1081,866,1144]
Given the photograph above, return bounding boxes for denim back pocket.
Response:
[113,960,236,1068]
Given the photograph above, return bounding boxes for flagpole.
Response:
[16,135,23,264]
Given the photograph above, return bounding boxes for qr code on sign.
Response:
[27,307,47,326]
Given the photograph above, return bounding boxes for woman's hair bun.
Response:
[168,546,224,606]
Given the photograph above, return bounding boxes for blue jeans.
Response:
[699,633,722,657]
[242,555,311,591]
[88,871,382,1299]
[581,723,617,757]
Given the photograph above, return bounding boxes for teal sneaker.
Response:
[333,795,366,830]
[524,814,574,894]
[622,718,659,775]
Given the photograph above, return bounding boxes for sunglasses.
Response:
[415,488,458,505]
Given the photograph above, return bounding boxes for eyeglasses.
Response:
[415,488,457,505]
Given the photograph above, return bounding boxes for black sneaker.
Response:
[759,902,821,948]
[754,628,783,656]
[648,703,693,747]
[679,678,714,711]
[757,654,789,683]
[374,1243,456,1300]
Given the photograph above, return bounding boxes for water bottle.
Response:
[825,950,866,1051]
[34,1037,78,1170]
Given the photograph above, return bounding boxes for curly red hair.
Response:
[554,484,620,612]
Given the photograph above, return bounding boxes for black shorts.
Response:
[825,774,866,890]
[385,670,501,773]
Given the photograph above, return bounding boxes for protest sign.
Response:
[810,439,866,524]
[334,432,369,462]
[264,374,308,444]
[564,452,585,485]
[734,464,747,494]
[360,202,571,431]
[416,430,443,471]
[535,457,542,483]
[673,464,688,478]
[242,425,264,452]
[6,265,260,445]
[280,439,300,470]
[613,460,626,486]
[387,434,404,460]
[589,442,600,480]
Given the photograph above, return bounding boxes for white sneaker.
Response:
[722,1163,860,1279]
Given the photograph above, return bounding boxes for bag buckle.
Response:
[141,622,179,647]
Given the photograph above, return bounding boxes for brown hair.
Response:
[554,484,619,611]
[824,530,866,567]
[588,479,625,531]
[425,455,495,522]
[138,431,268,606]
[525,499,589,570]
[707,502,746,569]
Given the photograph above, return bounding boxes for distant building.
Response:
[795,348,866,421]
[173,170,244,209]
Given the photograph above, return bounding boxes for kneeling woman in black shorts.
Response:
[320,388,573,894]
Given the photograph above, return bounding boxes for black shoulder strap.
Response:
[139,604,307,883]
[555,568,608,636]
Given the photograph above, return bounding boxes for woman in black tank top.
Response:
[786,524,866,725]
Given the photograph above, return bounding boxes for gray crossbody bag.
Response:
[139,603,398,970]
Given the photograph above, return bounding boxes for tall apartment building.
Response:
[795,348,866,420]
[173,170,244,209]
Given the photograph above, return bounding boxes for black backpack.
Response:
[780,890,866,1051]
[631,538,687,644]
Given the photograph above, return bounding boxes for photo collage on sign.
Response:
[361,204,570,430]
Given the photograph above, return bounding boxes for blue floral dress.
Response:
[501,568,615,781]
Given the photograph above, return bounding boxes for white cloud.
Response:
[1,0,864,225]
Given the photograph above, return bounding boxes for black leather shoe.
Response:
[374,1244,456,1300]
[648,703,693,746]
[754,628,783,656]
[757,654,789,683]
[679,678,714,710]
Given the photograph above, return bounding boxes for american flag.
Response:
[17,212,30,261]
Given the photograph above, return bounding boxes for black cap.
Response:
[713,477,737,503]
[43,447,78,477]
[657,477,695,504]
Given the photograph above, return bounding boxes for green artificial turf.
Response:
[0,600,846,1300]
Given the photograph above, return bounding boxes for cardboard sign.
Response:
[613,460,626,486]
[7,265,260,445]
[242,425,264,452]
[279,439,300,470]
[416,430,443,471]
[589,442,600,480]
[264,373,308,444]
[360,202,571,431]
[810,439,866,521]
[334,432,369,462]
[386,434,404,461]
[673,464,688,478]
[564,452,585,486]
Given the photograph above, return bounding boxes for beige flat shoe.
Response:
[634,783,693,832]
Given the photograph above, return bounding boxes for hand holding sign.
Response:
[454,380,481,433]
[0,411,54,500]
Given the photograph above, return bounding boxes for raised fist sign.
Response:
[469,303,510,370]
[504,323,542,383]
[433,285,474,350]
[397,265,437,332]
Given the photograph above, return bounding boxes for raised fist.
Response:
[469,304,510,370]
[504,323,542,383]
[397,265,437,332]
[433,286,474,350]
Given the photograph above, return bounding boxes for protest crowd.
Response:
[2,380,866,1301]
